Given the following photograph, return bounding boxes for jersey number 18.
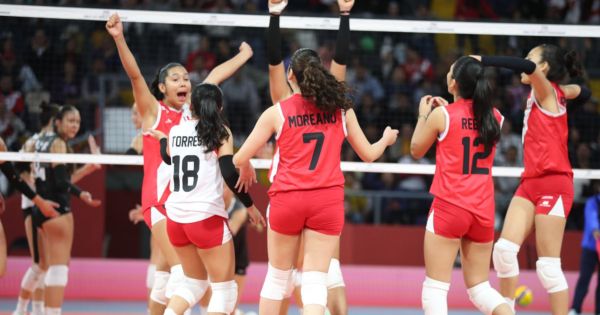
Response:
[172,155,200,192]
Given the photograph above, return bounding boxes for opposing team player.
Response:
[411,56,512,315]
[266,1,354,313]
[106,12,254,314]
[233,43,398,315]
[31,105,102,315]
[474,45,590,314]
[14,104,101,315]
[151,83,264,315]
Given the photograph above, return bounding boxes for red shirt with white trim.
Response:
[521,82,572,178]
[141,102,186,212]
[430,99,503,219]
[268,94,347,194]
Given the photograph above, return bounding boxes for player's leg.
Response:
[326,241,347,315]
[42,213,74,315]
[535,214,569,315]
[493,196,535,309]
[461,238,513,315]
[422,230,460,315]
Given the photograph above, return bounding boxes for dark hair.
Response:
[192,83,229,153]
[150,62,184,100]
[452,56,500,148]
[40,102,60,127]
[290,48,352,112]
[537,44,582,82]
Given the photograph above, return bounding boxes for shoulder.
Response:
[50,138,67,153]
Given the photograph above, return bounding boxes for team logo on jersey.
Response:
[165,118,173,124]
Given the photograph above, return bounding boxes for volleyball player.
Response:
[30,105,101,315]
[233,39,398,315]
[411,56,512,315]
[149,83,264,315]
[266,1,353,313]
[472,46,591,314]
[13,103,103,315]
[125,103,162,314]
[106,13,254,314]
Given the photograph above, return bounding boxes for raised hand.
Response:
[80,191,102,207]
[239,41,254,59]
[268,0,288,15]
[105,13,123,38]
[338,0,355,12]
[382,126,399,146]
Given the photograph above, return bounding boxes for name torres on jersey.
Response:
[172,136,201,148]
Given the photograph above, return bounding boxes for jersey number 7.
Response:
[303,132,324,171]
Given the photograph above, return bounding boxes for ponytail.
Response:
[191,83,229,153]
[453,56,500,148]
[150,62,184,100]
[291,48,352,113]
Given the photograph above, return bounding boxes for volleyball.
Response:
[515,285,533,307]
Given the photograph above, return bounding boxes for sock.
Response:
[14,297,29,314]
[32,300,45,315]
[45,307,61,315]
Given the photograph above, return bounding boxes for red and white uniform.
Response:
[142,102,189,228]
[427,99,503,243]
[165,119,231,249]
[268,94,347,235]
[515,82,574,217]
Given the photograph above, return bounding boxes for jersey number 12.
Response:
[461,137,491,175]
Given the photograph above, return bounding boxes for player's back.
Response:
[165,119,225,223]
[269,94,346,194]
[430,99,503,215]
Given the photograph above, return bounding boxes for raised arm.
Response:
[477,55,559,113]
[267,0,290,103]
[330,0,353,82]
[345,109,398,162]
[233,106,279,167]
[203,42,254,85]
[106,13,157,122]
[410,96,447,159]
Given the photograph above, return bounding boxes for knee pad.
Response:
[174,276,209,308]
[44,265,68,287]
[146,264,156,290]
[292,269,302,287]
[493,238,520,278]
[327,258,345,289]
[207,280,237,314]
[301,271,328,308]
[260,264,293,301]
[150,271,170,305]
[422,277,450,315]
[21,264,44,292]
[165,264,184,299]
[536,257,568,293]
[467,281,507,315]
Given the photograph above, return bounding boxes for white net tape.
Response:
[1,4,600,37]
[1,152,600,179]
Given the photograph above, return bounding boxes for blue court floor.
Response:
[0,299,555,315]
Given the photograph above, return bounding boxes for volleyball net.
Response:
[0,3,599,220]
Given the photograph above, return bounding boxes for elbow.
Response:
[410,143,424,160]
[232,154,242,168]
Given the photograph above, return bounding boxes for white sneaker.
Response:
[568,309,580,315]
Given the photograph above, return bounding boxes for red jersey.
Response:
[522,82,572,178]
[268,94,346,194]
[430,99,503,219]
[141,102,185,212]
